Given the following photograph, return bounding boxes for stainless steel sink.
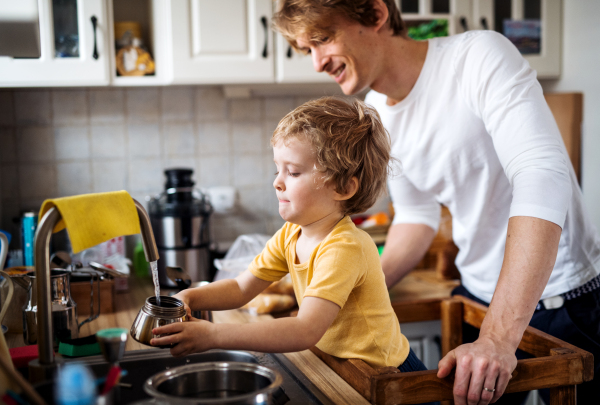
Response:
[59,349,333,405]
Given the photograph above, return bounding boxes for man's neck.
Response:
[369,35,429,106]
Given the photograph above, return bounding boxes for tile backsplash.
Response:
[0,86,385,249]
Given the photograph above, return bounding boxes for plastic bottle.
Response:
[55,363,96,405]
[133,240,149,278]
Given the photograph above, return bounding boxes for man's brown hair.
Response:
[273,0,404,51]
[272,96,394,216]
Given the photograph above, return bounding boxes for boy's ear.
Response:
[334,177,359,201]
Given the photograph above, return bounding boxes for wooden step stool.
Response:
[311,295,593,404]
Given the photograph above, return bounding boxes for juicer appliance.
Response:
[149,168,212,287]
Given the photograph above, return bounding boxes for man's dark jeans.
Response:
[452,285,600,404]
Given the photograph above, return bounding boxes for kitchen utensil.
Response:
[19,269,100,348]
[166,266,191,289]
[0,341,46,405]
[96,328,128,364]
[89,261,128,278]
[0,271,14,326]
[130,296,186,347]
[144,362,285,405]
[0,232,8,270]
[149,168,212,287]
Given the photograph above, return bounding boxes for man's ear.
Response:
[372,0,390,32]
[334,177,359,201]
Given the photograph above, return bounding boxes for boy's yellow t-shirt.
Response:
[248,216,410,368]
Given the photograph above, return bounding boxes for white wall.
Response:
[540,1,600,230]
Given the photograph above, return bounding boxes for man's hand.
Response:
[437,336,517,405]
[150,317,215,357]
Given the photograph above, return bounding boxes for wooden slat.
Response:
[454,295,595,374]
[441,299,462,357]
[392,298,442,323]
[284,349,370,405]
[370,352,588,405]
[309,346,377,399]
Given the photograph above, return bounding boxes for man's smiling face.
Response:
[295,17,381,95]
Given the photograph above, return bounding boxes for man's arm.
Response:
[381,222,436,287]
[438,216,561,405]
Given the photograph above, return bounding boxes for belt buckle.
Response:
[541,295,565,310]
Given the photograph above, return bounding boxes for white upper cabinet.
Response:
[0,0,110,87]
[472,0,561,79]
[168,0,274,84]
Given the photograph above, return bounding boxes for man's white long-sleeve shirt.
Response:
[366,31,600,303]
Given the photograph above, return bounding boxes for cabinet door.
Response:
[472,0,561,78]
[169,0,274,84]
[275,33,333,83]
[0,0,110,87]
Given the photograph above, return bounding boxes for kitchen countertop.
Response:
[6,269,458,404]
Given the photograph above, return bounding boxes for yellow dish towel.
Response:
[39,191,141,254]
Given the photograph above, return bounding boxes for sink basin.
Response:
[44,349,333,404]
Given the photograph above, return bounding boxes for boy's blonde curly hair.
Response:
[272,96,394,216]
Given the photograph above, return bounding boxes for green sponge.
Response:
[58,335,101,357]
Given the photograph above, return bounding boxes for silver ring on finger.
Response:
[483,387,496,393]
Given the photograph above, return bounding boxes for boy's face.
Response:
[295,17,381,95]
[273,138,342,225]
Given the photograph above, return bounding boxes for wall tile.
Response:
[52,90,88,126]
[198,155,231,187]
[57,162,92,196]
[92,161,127,193]
[91,125,126,159]
[90,89,125,124]
[14,91,51,125]
[19,164,56,199]
[197,122,230,156]
[17,127,55,162]
[194,87,227,121]
[0,128,17,164]
[1,165,18,200]
[0,92,14,126]
[264,97,295,119]
[54,126,90,160]
[164,158,196,172]
[237,185,268,216]
[163,123,195,156]
[128,124,160,158]
[126,88,159,123]
[128,158,163,193]
[0,200,21,245]
[264,119,279,151]
[161,87,193,122]
[232,123,263,154]
[229,99,262,121]
[233,154,265,187]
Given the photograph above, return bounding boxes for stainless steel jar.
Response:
[130,296,186,347]
[144,362,285,404]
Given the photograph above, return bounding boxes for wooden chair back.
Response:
[310,296,593,405]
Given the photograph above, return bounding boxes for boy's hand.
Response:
[173,290,192,318]
[150,317,216,357]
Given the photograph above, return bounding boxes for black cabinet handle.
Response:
[460,17,468,32]
[261,16,268,58]
[481,17,489,30]
[91,15,99,60]
[287,45,292,58]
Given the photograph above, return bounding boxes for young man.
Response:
[273,1,600,405]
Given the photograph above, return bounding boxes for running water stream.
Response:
[150,260,160,306]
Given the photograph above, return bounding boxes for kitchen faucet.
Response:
[29,199,159,383]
